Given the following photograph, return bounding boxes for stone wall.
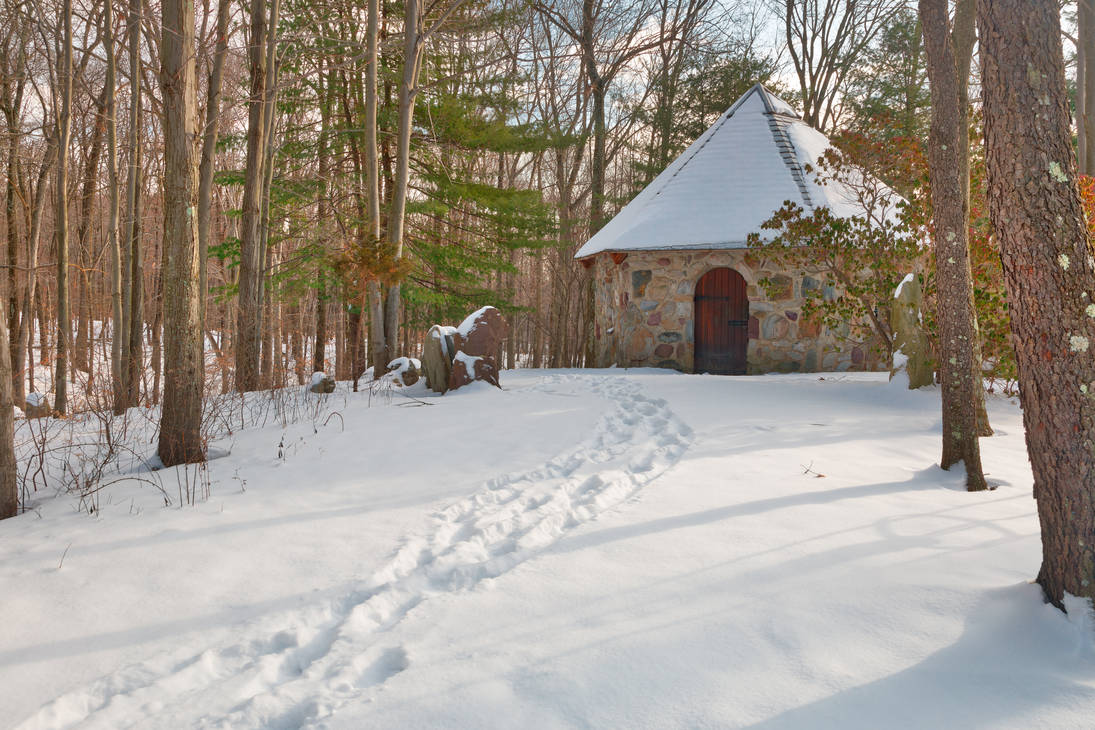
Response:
[589,248,878,374]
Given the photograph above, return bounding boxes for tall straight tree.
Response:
[54,0,73,414]
[919,0,987,491]
[979,0,1095,609]
[236,0,271,392]
[121,0,143,409]
[104,0,124,414]
[197,0,231,331]
[0,274,15,519]
[158,0,205,465]
[365,0,385,375]
[382,0,467,362]
[1077,0,1095,175]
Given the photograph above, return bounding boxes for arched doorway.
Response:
[694,267,749,375]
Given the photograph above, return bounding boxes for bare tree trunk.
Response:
[335,308,346,379]
[313,279,326,372]
[197,0,230,330]
[54,0,73,414]
[1080,0,1095,176]
[36,286,48,371]
[979,0,1095,610]
[103,0,124,413]
[919,0,987,491]
[123,0,143,408]
[257,14,281,390]
[290,306,304,384]
[2,36,27,405]
[126,140,143,405]
[74,90,106,377]
[348,308,364,384]
[365,0,386,375]
[0,266,15,518]
[158,0,205,465]
[73,276,89,374]
[236,0,269,392]
[313,63,330,375]
[15,143,55,407]
[532,251,543,368]
[383,0,420,363]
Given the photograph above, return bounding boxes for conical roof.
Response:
[575,84,886,258]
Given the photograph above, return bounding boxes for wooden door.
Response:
[694,267,748,374]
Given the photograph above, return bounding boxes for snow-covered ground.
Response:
[2,370,1093,729]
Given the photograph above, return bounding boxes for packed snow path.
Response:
[18,374,693,729]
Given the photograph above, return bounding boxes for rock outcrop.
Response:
[890,274,934,389]
[422,325,457,393]
[423,307,509,394]
[448,351,500,391]
[448,307,508,392]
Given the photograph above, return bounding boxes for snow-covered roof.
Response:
[575,84,891,258]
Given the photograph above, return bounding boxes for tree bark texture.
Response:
[979,0,1095,608]
[104,0,124,414]
[1080,0,1095,176]
[197,0,230,331]
[0,275,16,519]
[236,0,269,392]
[54,0,73,414]
[157,0,206,465]
[382,0,421,363]
[919,0,988,491]
[123,0,143,408]
[365,0,386,376]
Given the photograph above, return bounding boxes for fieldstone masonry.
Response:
[590,249,876,374]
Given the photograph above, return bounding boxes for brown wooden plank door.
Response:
[694,267,748,375]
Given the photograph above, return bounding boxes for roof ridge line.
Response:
[766,113,815,210]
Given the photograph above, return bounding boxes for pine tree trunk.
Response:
[919,0,987,491]
[979,0,1095,609]
[157,0,205,465]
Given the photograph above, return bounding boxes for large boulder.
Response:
[448,351,500,391]
[890,274,934,389]
[446,306,508,392]
[453,306,508,359]
[422,325,457,393]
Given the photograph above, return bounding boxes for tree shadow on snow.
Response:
[551,469,955,557]
[744,584,1095,730]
